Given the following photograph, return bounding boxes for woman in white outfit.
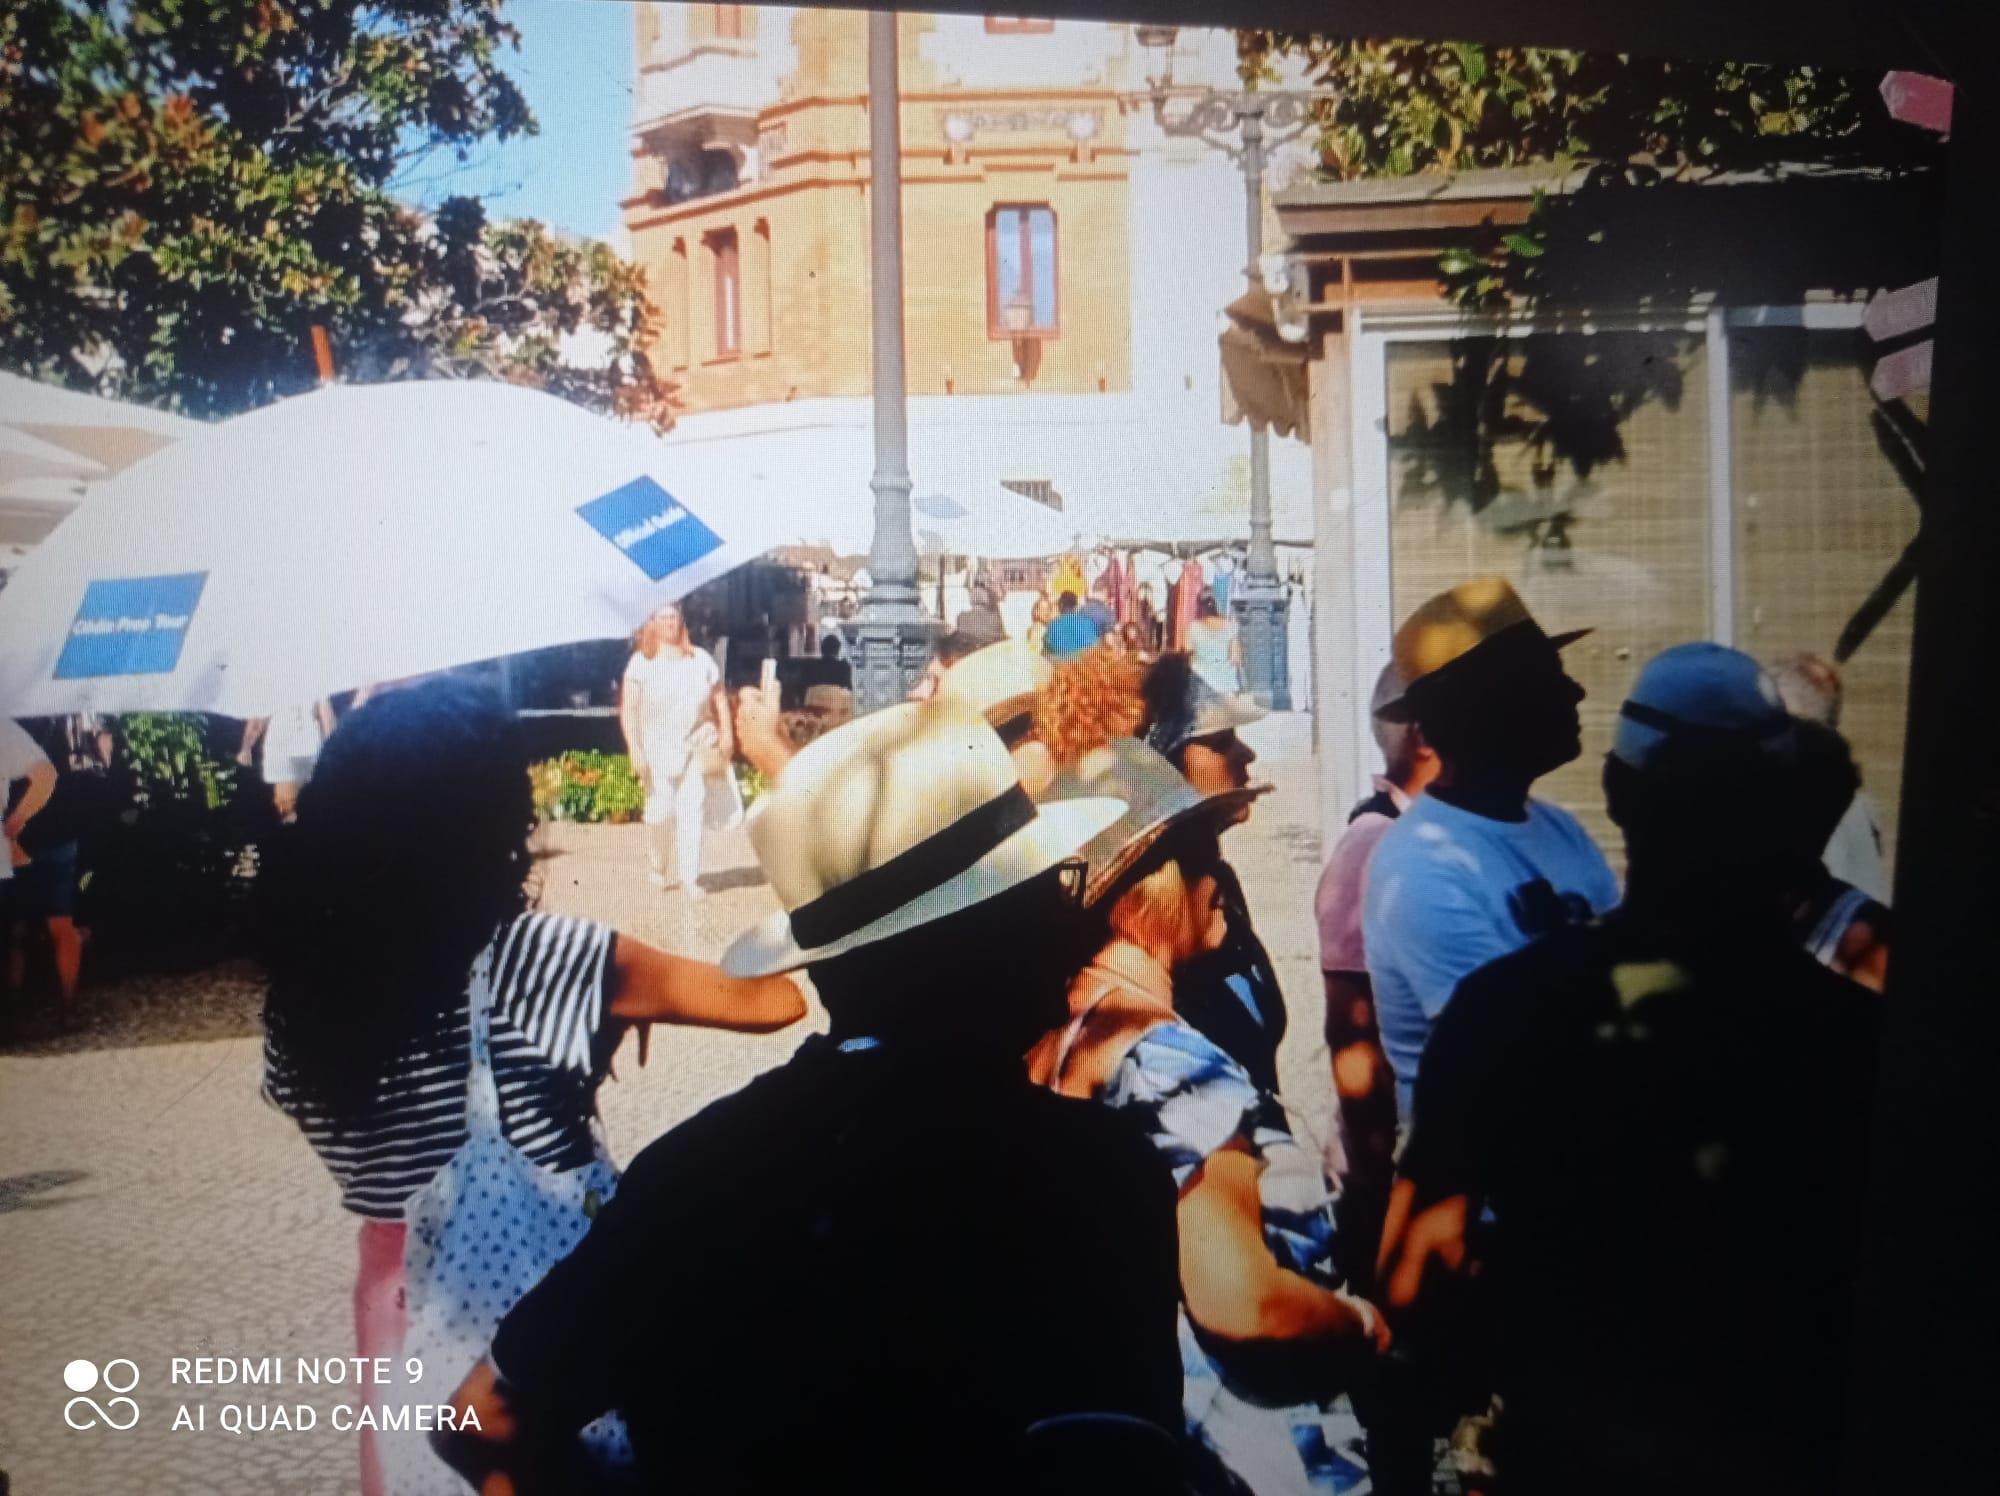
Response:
[239,700,335,820]
[619,603,735,899]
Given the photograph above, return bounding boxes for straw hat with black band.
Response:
[1374,577,1591,725]
[937,638,1053,741]
[1035,738,1265,907]
[722,700,1124,977]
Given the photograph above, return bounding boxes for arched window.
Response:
[666,240,691,370]
[709,229,741,358]
[747,220,774,356]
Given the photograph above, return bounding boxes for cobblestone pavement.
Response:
[0,713,1333,1494]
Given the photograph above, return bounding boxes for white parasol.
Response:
[0,380,789,717]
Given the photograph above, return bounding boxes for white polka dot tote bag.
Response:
[387,946,632,1492]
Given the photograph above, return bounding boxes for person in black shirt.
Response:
[1380,644,1881,1496]
[438,702,1187,1495]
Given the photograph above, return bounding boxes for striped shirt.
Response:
[263,913,619,1220]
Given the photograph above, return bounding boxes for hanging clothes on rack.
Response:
[1049,553,1086,602]
[1211,554,1237,615]
[1175,557,1205,646]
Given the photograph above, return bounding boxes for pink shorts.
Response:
[354,1219,407,1496]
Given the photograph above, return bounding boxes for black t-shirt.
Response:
[1176,861,1289,1097]
[1399,918,1880,1496]
[493,1033,1185,1494]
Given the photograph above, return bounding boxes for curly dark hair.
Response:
[260,678,536,1110]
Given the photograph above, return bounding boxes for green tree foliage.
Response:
[0,0,670,425]
[1236,35,1936,305]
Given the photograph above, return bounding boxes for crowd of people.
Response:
[6,564,1890,1492]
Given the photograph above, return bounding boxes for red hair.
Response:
[1033,650,1146,768]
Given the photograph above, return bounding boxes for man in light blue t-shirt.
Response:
[1362,578,1618,1121]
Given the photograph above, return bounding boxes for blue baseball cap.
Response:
[1611,643,1795,771]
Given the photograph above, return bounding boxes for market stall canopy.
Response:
[665,393,1315,553]
[0,424,104,488]
[660,420,1081,559]
[0,371,199,475]
[0,476,91,552]
[0,380,789,717]
[1,372,205,549]
[912,486,1079,559]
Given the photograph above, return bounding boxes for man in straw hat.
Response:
[440,702,1189,1494]
[1378,643,1879,1496]
[1361,578,1617,1126]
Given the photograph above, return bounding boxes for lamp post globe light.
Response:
[1136,25,1322,711]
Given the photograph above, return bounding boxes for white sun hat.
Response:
[722,699,1126,977]
[937,637,1053,730]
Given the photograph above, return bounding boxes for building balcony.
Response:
[634,48,768,143]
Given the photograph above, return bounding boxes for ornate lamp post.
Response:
[1137,25,1318,710]
[851,7,942,711]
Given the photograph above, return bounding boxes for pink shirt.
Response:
[1314,777,1411,974]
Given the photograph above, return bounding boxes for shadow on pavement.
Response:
[0,1168,92,1214]
[698,864,770,894]
[0,959,265,1058]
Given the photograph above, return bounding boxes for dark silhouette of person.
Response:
[1381,643,1880,1496]
[1357,579,1614,1493]
[436,703,1187,1496]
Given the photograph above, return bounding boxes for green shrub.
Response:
[94,713,258,972]
[121,712,238,812]
[531,751,646,824]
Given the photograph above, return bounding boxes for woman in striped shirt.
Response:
[260,678,804,1496]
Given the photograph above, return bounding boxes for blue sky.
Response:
[396,1,636,244]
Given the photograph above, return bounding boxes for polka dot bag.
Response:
[386,946,632,1492]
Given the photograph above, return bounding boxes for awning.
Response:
[1219,288,1311,443]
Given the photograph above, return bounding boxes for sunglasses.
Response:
[1054,856,1090,909]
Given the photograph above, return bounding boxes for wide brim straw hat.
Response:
[1035,738,1265,906]
[1375,576,1590,724]
[937,637,1054,730]
[723,699,1124,976]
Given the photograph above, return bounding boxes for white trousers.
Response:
[644,762,709,888]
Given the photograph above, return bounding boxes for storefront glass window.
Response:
[1731,328,1917,871]
[1384,332,1712,859]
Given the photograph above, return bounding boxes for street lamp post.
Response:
[1138,27,1318,710]
[851,7,941,712]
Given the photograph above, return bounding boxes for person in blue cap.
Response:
[1377,642,1881,1496]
